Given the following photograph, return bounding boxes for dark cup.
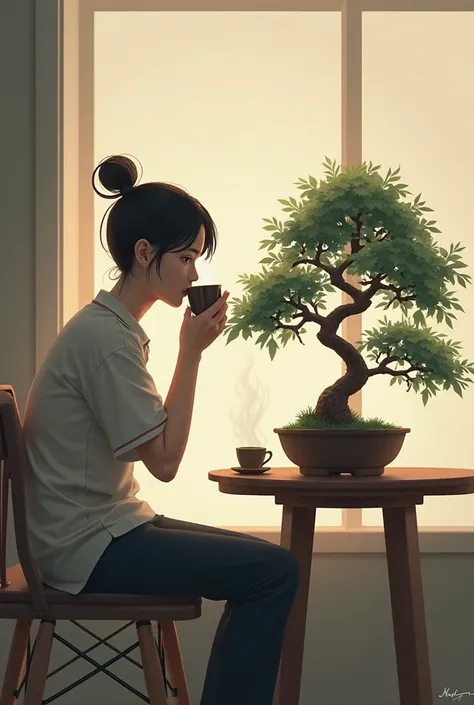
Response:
[186,285,222,315]
[236,446,273,469]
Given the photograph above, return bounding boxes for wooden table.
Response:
[208,466,474,705]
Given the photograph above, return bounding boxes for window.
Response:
[35,0,474,543]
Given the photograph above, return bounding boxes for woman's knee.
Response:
[264,543,300,587]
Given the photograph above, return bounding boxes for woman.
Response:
[23,155,300,705]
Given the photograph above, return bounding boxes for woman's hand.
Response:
[179,291,230,356]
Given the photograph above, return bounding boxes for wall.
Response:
[0,0,37,560]
[1,3,473,704]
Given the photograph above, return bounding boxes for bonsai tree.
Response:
[223,158,474,428]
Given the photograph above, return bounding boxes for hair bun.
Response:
[92,155,141,199]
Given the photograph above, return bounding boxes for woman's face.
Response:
[140,225,205,308]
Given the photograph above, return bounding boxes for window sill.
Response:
[222,527,474,553]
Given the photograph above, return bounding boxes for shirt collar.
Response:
[92,289,150,347]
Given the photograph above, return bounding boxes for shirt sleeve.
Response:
[85,338,167,462]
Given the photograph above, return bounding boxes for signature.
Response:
[439,688,474,702]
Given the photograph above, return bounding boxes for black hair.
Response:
[92,154,218,290]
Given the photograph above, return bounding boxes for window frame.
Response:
[35,0,474,552]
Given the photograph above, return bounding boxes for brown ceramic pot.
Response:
[273,427,410,477]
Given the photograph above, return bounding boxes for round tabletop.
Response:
[208,467,474,497]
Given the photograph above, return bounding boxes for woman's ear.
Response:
[134,239,155,268]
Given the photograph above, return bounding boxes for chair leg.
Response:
[136,622,168,705]
[159,621,191,705]
[22,620,55,705]
[0,619,32,705]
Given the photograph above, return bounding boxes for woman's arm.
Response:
[136,348,201,482]
[137,294,228,482]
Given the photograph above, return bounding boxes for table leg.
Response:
[383,505,433,705]
[273,503,316,705]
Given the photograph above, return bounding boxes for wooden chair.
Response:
[0,385,201,705]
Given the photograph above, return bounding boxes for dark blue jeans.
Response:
[82,514,300,705]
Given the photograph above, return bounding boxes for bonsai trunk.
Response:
[315,328,369,424]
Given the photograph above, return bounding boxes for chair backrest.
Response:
[0,385,48,611]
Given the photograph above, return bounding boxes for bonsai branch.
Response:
[270,312,306,344]
[270,290,329,344]
[368,355,427,390]
[324,275,384,331]
[291,244,361,301]
[360,280,416,308]
[284,294,326,326]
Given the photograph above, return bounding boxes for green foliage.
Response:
[359,318,474,405]
[223,156,474,405]
[282,406,402,430]
[224,249,336,359]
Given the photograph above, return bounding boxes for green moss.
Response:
[281,406,402,430]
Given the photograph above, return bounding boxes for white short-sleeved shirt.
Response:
[22,289,167,594]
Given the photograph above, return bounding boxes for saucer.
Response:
[231,466,271,475]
